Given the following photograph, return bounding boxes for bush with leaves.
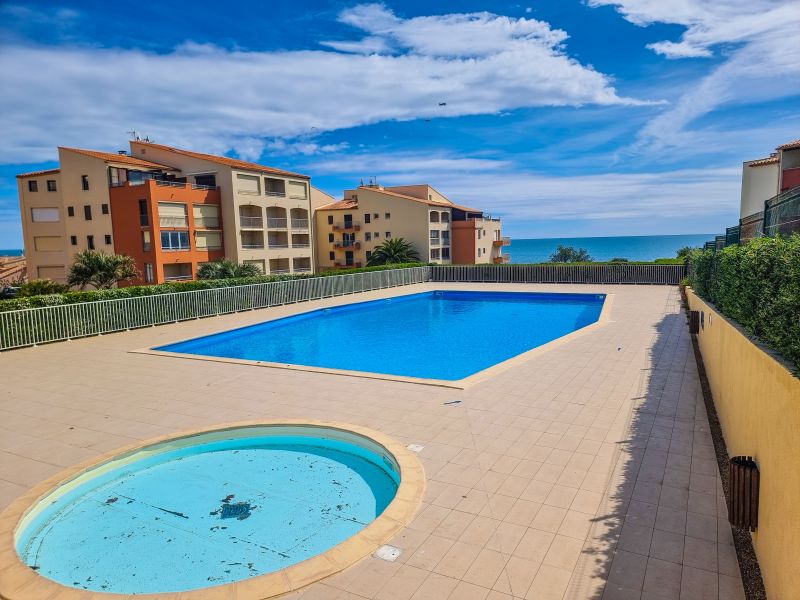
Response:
[18,279,69,296]
[687,234,800,372]
[197,259,262,280]
[549,245,592,263]
[67,251,139,289]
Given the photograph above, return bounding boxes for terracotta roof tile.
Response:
[16,168,61,178]
[748,156,779,167]
[358,186,483,212]
[133,142,309,179]
[317,199,358,210]
[59,147,179,170]
[777,139,800,151]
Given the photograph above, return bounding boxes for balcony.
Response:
[429,238,440,246]
[291,218,310,230]
[493,237,511,247]
[333,222,360,232]
[159,216,188,228]
[239,216,263,229]
[334,241,361,250]
[493,254,511,264]
[267,218,288,229]
[268,243,289,249]
[241,243,265,249]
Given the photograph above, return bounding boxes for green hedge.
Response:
[0,263,426,313]
[688,235,800,372]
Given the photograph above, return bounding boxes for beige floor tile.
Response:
[526,564,572,599]
[543,534,584,571]
[462,548,507,589]
[433,541,483,579]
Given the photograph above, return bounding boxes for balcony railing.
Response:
[241,243,265,249]
[333,222,360,232]
[239,216,263,228]
[493,254,511,264]
[267,218,288,229]
[334,262,362,268]
[265,191,286,197]
[155,180,217,191]
[493,237,511,247]
[194,218,220,229]
[441,237,450,246]
[291,218,309,229]
[271,268,290,274]
[334,241,361,250]
[159,216,188,228]
[268,243,289,249]
[293,267,312,273]
[429,238,440,246]
[292,242,311,248]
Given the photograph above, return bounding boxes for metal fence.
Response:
[0,267,431,351]
[430,264,686,285]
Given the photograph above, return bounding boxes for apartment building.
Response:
[739,139,800,240]
[314,184,507,270]
[17,142,316,284]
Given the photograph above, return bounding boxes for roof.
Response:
[16,168,61,178]
[777,139,800,151]
[317,199,358,211]
[748,156,779,167]
[132,141,309,179]
[358,186,483,212]
[59,147,179,171]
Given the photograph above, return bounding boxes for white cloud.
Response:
[306,151,740,223]
[0,5,640,164]
[588,1,800,153]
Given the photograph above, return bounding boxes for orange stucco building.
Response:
[110,180,224,285]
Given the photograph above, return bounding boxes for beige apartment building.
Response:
[314,184,508,269]
[17,142,316,283]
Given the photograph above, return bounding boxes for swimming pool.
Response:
[156,291,605,381]
[14,424,410,595]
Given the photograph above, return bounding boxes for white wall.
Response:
[740,161,779,218]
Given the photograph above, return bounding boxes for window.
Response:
[328,233,334,242]
[84,205,92,220]
[385,232,391,238]
[441,212,450,222]
[478,248,482,257]
[34,236,62,251]
[144,263,154,283]
[236,174,261,194]
[30,207,59,222]
[430,231,439,243]
[329,251,335,260]
[108,167,128,186]
[365,213,371,224]
[27,180,38,192]
[365,232,371,241]
[193,204,220,228]
[101,204,109,215]
[161,230,190,251]
[195,231,222,249]
[70,235,77,246]
[139,200,149,226]
[373,213,379,219]
[288,181,307,199]
[142,230,152,252]
[385,212,390,219]
[366,250,372,260]
[47,180,57,192]
[442,230,450,244]
[430,248,440,259]
[442,247,450,259]
[67,206,74,217]
[158,202,188,227]
[429,211,439,223]
[327,215,333,225]
[81,175,89,191]
[195,174,216,187]
[37,266,64,280]
[87,235,95,250]
[374,231,380,238]
[104,234,112,245]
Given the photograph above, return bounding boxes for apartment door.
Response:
[343,232,355,247]
[344,213,353,228]
[345,251,354,266]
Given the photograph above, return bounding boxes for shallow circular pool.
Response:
[12,424,411,595]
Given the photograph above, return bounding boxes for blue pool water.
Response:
[17,428,399,594]
[158,291,605,380]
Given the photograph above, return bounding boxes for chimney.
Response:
[118,150,128,155]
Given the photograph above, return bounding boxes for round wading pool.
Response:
[6,423,423,597]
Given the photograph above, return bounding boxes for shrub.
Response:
[67,251,139,289]
[18,279,69,296]
[197,259,262,280]
[550,245,591,262]
[687,235,800,371]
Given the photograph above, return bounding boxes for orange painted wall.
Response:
[451,220,476,264]
[110,180,224,285]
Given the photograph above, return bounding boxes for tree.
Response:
[610,257,629,263]
[67,251,139,289]
[197,259,262,280]
[549,245,592,263]
[366,238,420,266]
[676,246,696,259]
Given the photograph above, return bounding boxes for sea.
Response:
[507,234,714,263]
[0,249,24,257]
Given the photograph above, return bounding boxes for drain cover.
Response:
[374,545,402,561]
[221,502,252,520]
[406,444,425,453]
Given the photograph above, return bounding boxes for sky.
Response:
[1,0,799,246]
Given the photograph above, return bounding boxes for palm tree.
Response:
[366,238,420,266]
[67,251,139,289]
[197,259,262,280]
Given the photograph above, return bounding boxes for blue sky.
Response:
[1,0,799,246]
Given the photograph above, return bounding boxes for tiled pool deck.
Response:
[0,283,744,600]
